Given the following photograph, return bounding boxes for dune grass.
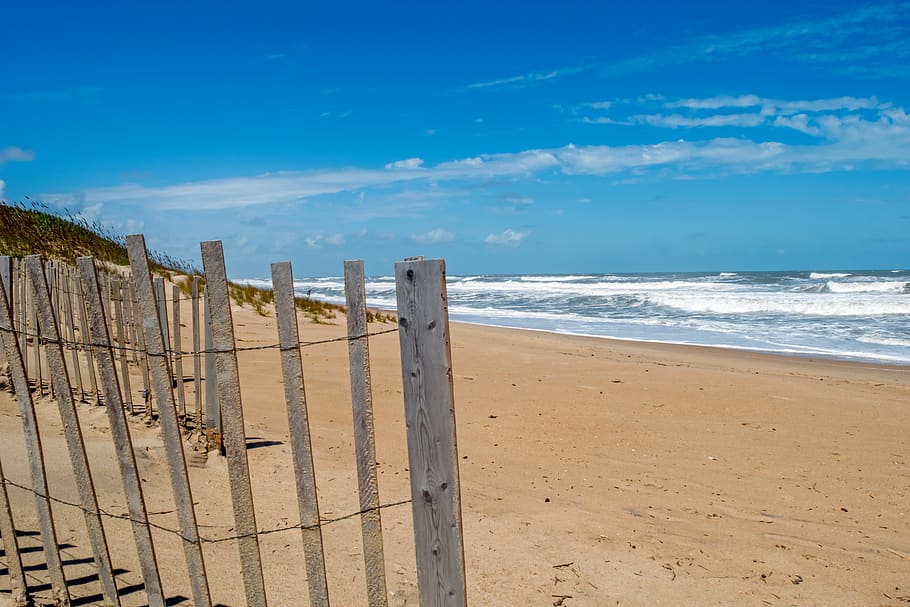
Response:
[0,201,394,323]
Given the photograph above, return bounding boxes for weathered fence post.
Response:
[113,279,134,413]
[0,271,69,605]
[192,277,203,428]
[203,287,221,448]
[201,240,268,607]
[394,258,467,607]
[0,453,28,606]
[344,259,389,607]
[77,275,101,405]
[0,256,10,371]
[25,255,122,606]
[78,257,166,607]
[172,284,187,420]
[125,235,213,607]
[271,261,330,607]
[63,267,85,402]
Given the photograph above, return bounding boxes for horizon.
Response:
[2,1,908,277]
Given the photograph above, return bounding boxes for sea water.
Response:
[242,270,910,365]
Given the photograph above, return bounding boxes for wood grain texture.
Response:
[201,240,267,607]
[172,285,187,419]
[126,235,212,607]
[270,261,330,607]
[203,287,221,446]
[0,441,28,605]
[113,279,133,412]
[192,277,202,426]
[0,270,69,605]
[394,259,467,607]
[78,257,165,607]
[344,259,389,607]
[25,255,121,606]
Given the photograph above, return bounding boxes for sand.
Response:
[1,299,909,606]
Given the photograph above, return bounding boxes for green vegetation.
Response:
[0,201,197,275]
[0,200,394,323]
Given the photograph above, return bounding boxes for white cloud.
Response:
[0,146,35,163]
[463,67,585,91]
[42,99,910,210]
[0,179,5,198]
[485,229,530,247]
[304,233,346,248]
[634,113,766,128]
[412,228,455,243]
[385,157,424,170]
[663,95,885,117]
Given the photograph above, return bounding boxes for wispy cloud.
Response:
[304,233,346,248]
[0,179,5,198]
[461,66,589,91]
[485,229,530,247]
[0,146,35,163]
[601,2,910,76]
[43,97,910,211]
[412,228,455,243]
[465,3,910,94]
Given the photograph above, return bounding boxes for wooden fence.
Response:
[0,238,467,607]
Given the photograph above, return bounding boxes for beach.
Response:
[1,301,909,606]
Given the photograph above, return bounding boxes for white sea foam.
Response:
[810,272,851,279]
[826,280,907,293]
[648,293,910,316]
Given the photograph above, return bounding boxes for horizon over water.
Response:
[241,270,910,366]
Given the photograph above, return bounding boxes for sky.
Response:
[1,0,909,277]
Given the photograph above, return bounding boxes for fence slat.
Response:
[0,273,69,605]
[63,268,86,402]
[25,256,121,606]
[125,235,213,607]
[271,261,330,607]
[202,287,220,448]
[201,240,267,607]
[394,258,467,607]
[192,277,202,428]
[344,260,389,607]
[0,453,28,606]
[78,257,167,607]
[78,275,101,405]
[0,256,10,370]
[172,285,187,420]
[19,263,28,380]
[113,279,134,413]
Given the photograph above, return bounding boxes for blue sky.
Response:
[2,0,909,277]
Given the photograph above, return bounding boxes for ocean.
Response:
[242,270,910,365]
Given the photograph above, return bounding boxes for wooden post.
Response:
[0,256,10,371]
[0,271,69,605]
[201,240,268,607]
[203,287,221,447]
[344,260,389,607]
[78,257,166,607]
[125,235,213,607]
[0,453,28,606]
[19,262,28,380]
[114,279,134,413]
[25,255,121,607]
[271,261,330,606]
[154,277,171,375]
[63,268,85,402]
[78,276,101,405]
[29,269,42,394]
[192,277,203,428]
[129,280,152,415]
[394,258,467,607]
[172,285,187,419]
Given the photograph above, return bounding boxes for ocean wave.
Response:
[825,280,908,294]
[518,275,594,282]
[648,293,910,316]
[810,272,851,279]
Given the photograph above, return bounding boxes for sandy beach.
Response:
[2,299,909,606]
